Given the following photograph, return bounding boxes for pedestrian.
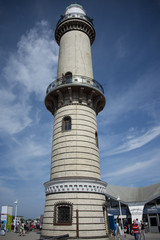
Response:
[132,219,139,240]
[128,224,131,234]
[136,218,141,239]
[140,220,146,240]
[124,218,128,233]
[115,220,119,238]
[0,221,5,236]
[115,219,123,240]
[31,222,34,231]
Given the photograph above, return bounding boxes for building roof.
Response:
[106,183,160,204]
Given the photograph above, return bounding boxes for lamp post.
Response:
[14,200,18,233]
[117,196,124,239]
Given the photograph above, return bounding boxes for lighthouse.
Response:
[42,4,109,240]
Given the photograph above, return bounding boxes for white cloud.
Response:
[9,137,50,180]
[103,157,156,178]
[110,125,160,155]
[99,65,160,128]
[4,20,58,99]
[0,21,56,215]
[0,179,15,200]
[0,21,58,136]
[0,88,32,135]
[115,34,127,59]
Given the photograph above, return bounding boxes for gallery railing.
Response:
[46,75,104,95]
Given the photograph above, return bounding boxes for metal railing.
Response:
[56,13,94,27]
[46,75,104,95]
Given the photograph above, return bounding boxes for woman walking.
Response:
[132,220,139,240]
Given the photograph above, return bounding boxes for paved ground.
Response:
[114,233,160,240]
[0,231,40,240]
[0,232,160,240]
[123,232,160,239]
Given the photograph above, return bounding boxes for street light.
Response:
[117,196,124,239]
[14,200,18,233]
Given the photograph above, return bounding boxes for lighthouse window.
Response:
[65,72,72,83]
[54,203,72,225]
[62,116,71,131]
[65,72,72,78]
[95,131,99,148]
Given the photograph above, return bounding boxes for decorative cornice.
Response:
[44,179,107,195]
[45,75,105,116]
[55,18,95,45]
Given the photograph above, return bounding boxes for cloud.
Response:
[9,137,50,180]
[110,125,160,155]
[0,88,32,135]
[102,157,157,178]
[99,64,160,128]
[0,179,16,203]
[4,20,58,99]
[114,34,128,59]
[0,20,58,136]
[98,63,160,161]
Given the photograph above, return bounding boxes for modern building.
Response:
[42,4,109,240]
[105,183,160,233]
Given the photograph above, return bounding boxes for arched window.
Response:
[62,116,71,131]
[65,72,72,78]
[54,202,72,225]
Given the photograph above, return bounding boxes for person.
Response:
[124,218,128,233]
[19,223,25,236]
[115,219,123,240]
[31,222,34,231]
[115,220,119,238]
[1,221,5,230]
[25,222,30,233]
[140,220,146,240]
[132,220,139,240]
[136,218,141,239]
[128,224,131,234]
[0,221,5,236]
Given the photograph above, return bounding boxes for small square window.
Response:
[54,203,72,225]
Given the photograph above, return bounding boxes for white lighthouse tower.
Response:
[42,4,109,240]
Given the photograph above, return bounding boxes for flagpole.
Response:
[117,196,124,240]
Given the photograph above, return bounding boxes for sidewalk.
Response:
[121,232,160,240]
[0,231,160,240]
[0,231,40,240]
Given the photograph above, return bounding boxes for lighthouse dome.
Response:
[65,3,86,15]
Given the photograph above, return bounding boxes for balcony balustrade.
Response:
[56,13,94,27]
[46,75,104,95]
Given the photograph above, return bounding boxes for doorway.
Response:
[149,215,159,233]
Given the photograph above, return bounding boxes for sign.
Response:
[1,206,13,232]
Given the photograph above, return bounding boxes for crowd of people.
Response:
[0,219,41,236]
[115,218,146,240]
[13,221,40,236]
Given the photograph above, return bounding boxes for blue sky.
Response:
[0,0,160,219]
